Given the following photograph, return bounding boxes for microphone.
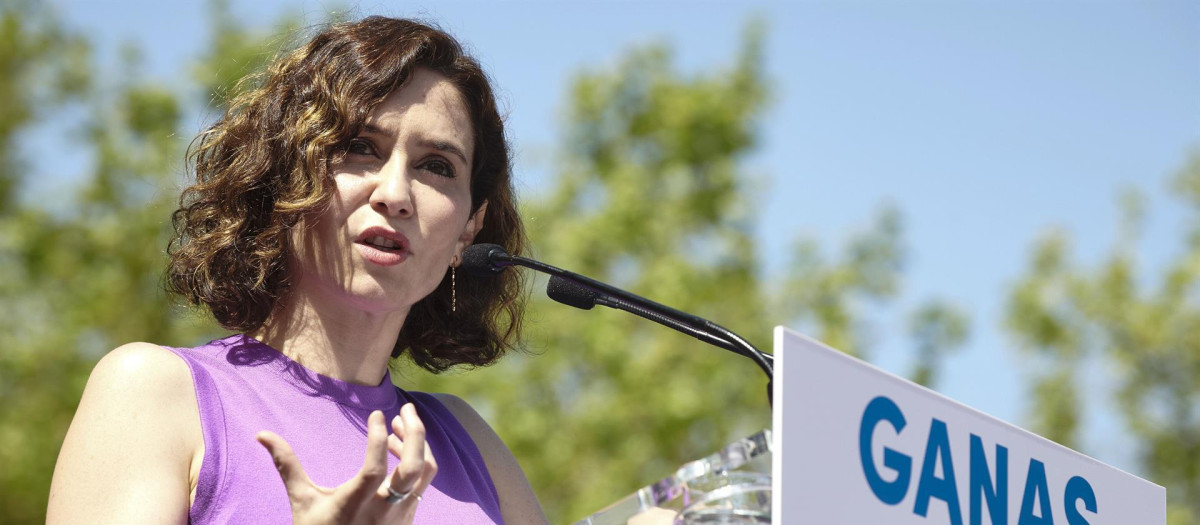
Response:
[545,274,599,310]
[460,243,513,275]
[461,243,774,404]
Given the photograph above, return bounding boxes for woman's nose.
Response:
[369,158,414,218]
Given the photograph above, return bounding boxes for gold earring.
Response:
[451,255,459,313]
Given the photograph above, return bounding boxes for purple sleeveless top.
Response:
[166,335,503,524]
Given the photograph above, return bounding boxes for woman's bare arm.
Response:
[47,342,202,524]
[433,393,549,525]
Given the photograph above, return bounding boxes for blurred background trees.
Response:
[1,1,1192,523]
[0,1,287,520]
[1007,153,1200,525]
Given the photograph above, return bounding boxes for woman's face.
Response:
[291,68,485,316]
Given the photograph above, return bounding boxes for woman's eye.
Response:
[421,158,456,178]
[346,139,377,157]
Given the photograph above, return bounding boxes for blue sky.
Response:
[50,0,1200,477]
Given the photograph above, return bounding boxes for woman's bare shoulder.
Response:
[429,393,548,525]
[47,342,200,524]
[75,342,199,411]
[92,341,191,384]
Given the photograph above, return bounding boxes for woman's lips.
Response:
[355,226,410,266]
[355,242,409,266]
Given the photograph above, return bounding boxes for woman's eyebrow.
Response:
[359,124,469,165]
[417,138,470,166]
[361,123,390,138]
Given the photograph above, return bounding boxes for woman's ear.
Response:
[457,200,488,253]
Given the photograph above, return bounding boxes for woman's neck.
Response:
[252,292,410,386]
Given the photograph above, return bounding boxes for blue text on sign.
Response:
[858,395,1099,525]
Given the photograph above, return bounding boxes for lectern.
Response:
[575,327,1166,524]
[574,430,772,524]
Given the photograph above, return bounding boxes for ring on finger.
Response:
[386,486,411,505]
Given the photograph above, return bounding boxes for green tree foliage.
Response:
[192,0,306,108]
[779,206,904,356]
[0,2,298,521]
[0,2,98,521]
[0,0,88,210]
[1007,152,1200,524]
[908,300,969,388]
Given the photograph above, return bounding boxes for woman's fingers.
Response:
[347,410,390,500]
[387,432,403,458]
[256,408,435,523]
[361,411,391,481]
[396,403,427,482]
[256,431,315,501]
[386,431,435,474]
[380,403,436,503]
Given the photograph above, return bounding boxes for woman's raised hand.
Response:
[256,403,438,525]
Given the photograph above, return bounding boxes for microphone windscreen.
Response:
[461,243,507,276]
[546,275,599,310]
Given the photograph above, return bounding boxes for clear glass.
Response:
[573,430,772,525]
[674,472,771,524]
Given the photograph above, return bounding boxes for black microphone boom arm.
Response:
[462,244,774,405]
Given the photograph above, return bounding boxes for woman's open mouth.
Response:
[355,228,410,266]
[364,236,404,251]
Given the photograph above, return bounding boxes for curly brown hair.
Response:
[167,16,527,372]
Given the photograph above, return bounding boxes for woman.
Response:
[47,17,546,524]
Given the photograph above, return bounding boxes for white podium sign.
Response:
[771,327,1165,525]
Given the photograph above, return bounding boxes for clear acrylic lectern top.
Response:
[572,429,773,525]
